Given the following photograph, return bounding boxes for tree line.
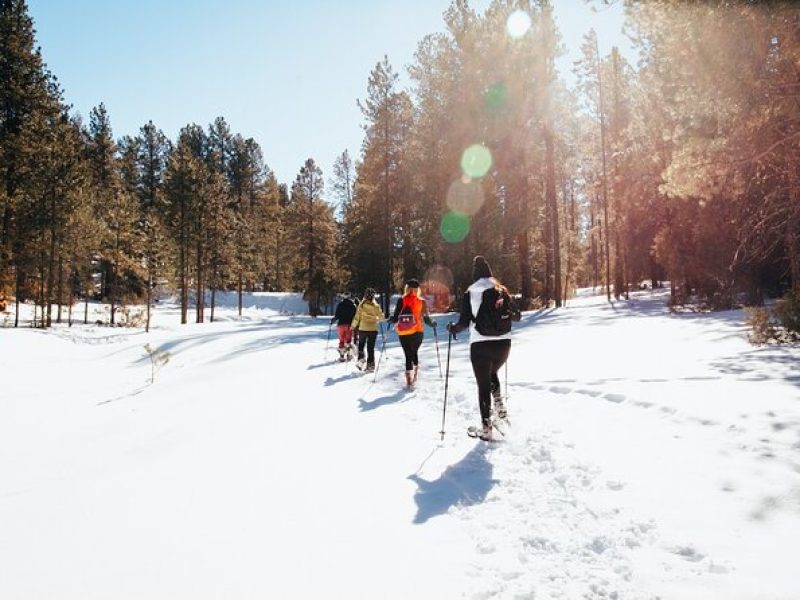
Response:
[2,0,798,329]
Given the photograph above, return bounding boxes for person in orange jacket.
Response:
[389,278,436,387]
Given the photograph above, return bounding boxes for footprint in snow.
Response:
[550,386,572,395]
[603,393,626,403]
[672,545,705,562]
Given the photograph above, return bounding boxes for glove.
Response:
[445,322,456,338]
[330,317,336,325]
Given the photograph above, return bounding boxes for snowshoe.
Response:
[494,397,507,420]
[467,422,493,442]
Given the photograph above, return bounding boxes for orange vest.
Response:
[396,294,424,336]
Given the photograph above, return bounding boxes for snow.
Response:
[2,289,799,599]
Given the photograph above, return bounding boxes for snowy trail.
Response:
[2,290,799,599]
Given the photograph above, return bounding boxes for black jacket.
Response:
[332,298,357,325]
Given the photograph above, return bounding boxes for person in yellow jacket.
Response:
[352,288,385,372]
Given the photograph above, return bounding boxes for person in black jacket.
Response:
[447,256,519,441]
[331,292,357,361]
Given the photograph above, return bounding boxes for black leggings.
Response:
[470,340,511,423]
[357,330,378,365]
[399,332,423,371]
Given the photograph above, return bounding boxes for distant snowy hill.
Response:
[2,289,798,599]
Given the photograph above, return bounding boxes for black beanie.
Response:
[472,255,493,281]
[405,278,420,289]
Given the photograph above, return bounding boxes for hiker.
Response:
[447,256,520,441]
[330,292,357,361]
[389,278,436,387]
[352,288,384,372]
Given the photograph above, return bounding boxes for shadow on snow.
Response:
[407,444,497,524]
[357,387,412,412]
[128,317,327,365]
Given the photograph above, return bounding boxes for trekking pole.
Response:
[373,321,388,383]
[440,329,453,441]
[433,324,443,379]
[504,361,508,399]
[325,321,333,360]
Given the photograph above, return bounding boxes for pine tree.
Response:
[357,56,408,314]
[0,0,60,320]
[228,134,269,315]
[86,104,142,325]
[288,158,337,316]
[164,126,205,324]
[134,121,171,331]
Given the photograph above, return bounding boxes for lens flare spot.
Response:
[484,83,507,110]
[422,264,454,312]
[460,144,493,179]
[421,266,453,312]
[446,176,485,216]
[440,210,471,244]
[506,9,531,39]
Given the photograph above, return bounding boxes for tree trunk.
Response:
[238,272,243,317]
[590,197,598,290]
[146,274,152,333]
[109,263,116,325]
[46,226,56,328]
[543,186,553,305]
[180,200,188,324]
[110,228,119,325]
[56,253,63,324]
[595,35,612,302]
[787,203,800,294]
[210,278,216,323]
[196,237,204,323]
[517,229,532,304]
[14,265,20,328]
[544,127,561,308]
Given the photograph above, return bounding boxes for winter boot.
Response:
[412,365,419,384]
[492,383,506,419]
[338,347,346,362]
[405,370,414,387]
[365,362,375,373]
[479,419,493,441]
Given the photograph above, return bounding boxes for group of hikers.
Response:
[330,255,520,441]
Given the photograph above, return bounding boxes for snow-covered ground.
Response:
[2,289,799,599]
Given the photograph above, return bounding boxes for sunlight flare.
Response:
[440,210,471,243]
[460,144,492,179]
[506,10,531,39]
[446,176,485,216]
[484,82,507,110]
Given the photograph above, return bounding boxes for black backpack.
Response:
[474,286,517,336]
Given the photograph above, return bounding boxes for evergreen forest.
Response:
[2,0,799,328]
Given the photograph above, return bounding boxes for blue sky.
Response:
[27,0,630,189]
